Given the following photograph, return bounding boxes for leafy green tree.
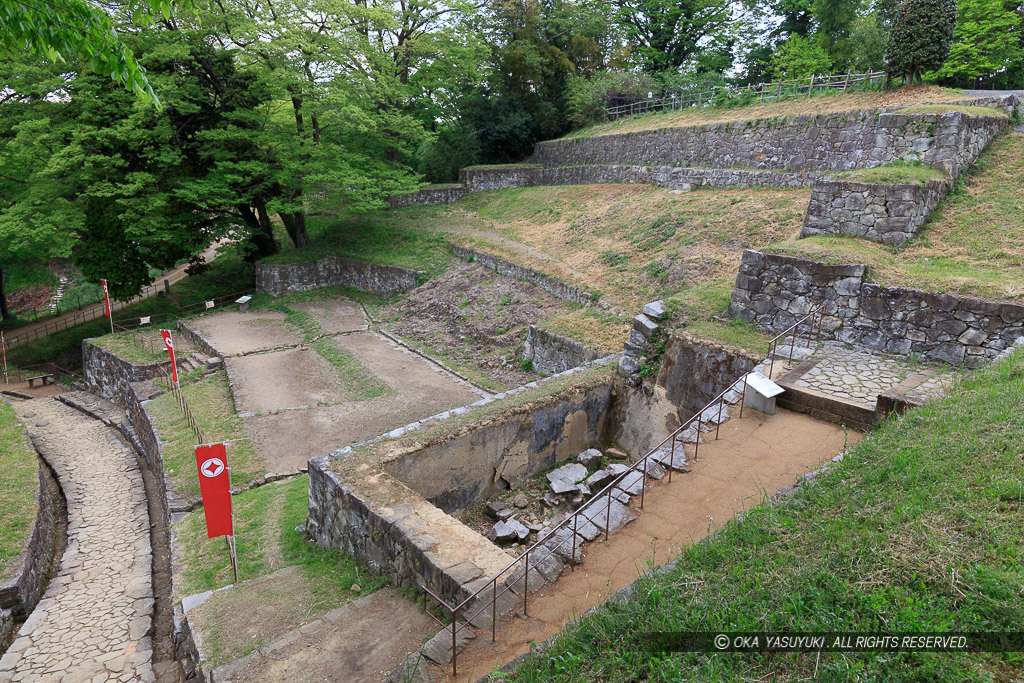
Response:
[0,0,191,103]
[770,33,833,78]
[611,0,734,72]
[885,0,958,83]
[811,0,860,67]
[933,0,1023,85]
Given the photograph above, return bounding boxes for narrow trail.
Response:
[0,398,155,683]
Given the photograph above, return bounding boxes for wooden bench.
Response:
[26,374,55,388]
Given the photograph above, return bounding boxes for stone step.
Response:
[775,383,876,431]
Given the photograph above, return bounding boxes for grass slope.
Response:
[774,130,1024,301]
[505,350,1024,682]
[563,86,967,140]
[0,401,39,584]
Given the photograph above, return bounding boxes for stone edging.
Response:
[451,245,597,308]
[0,422,63,637]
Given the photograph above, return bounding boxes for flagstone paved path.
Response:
[0,398,155,683]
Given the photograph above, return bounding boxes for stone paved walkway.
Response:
[789,344,954,408]
[0,398,154,683]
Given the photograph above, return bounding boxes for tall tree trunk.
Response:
[237,202,280,259]
[0,266,9,321]
[279,206,310,249]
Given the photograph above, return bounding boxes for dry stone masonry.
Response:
[521,326,602,375]
[255,255,423,296]
[728,249,1024,368]
[531,107,1011,174]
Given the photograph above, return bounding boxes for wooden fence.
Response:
[604,71,887,121]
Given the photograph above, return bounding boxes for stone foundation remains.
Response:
[255,255,423,296]
[387,184,468,208]
[522,326,602,376]
[727,249,1024,367]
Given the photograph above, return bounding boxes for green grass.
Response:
[773,131,1024,301]
[147,371,264,504]
[8,254,253,370]
[505,349,1024,681]
[0,402,39,584]
[260,214,452,276]
[312,338,390,401]
[834,162,949,185]
[91,329,168,365]
[175,474,387,598]
[899,104,1008,118]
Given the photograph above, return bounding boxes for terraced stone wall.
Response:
[728,249,1024,367]
[255,256,423,296]
[387,185,468,208]
[532,109,1010,174]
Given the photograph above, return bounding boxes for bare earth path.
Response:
[0,398,154,683]
[445,409,860,682]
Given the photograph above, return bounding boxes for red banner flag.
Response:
[195,443,233,538]
[159,329,178,383]
[100,279,111,318]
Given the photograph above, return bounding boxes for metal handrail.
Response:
[420,303,827,675]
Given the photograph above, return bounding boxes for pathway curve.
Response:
[0,398,154,683]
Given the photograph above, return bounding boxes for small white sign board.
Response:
[139,316,151,325]
[236,295,252,312]
[205,300,215,310]
[744,371,784,415]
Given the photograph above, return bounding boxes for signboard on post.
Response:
[159,330,178,384]
[195,442,238,580]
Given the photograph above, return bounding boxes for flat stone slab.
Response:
[546,463,588,485]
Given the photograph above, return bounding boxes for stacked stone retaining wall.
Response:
[451,245,594,306]
[728,249,1024,367]
[82,340,173,400]
[0,453,61,621]
[801,178,953,245]
[532,108,1010,174]
[521,326,602,376]
[255,256,424,296]
[387,185,468,208]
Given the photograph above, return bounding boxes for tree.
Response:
[770,33,833,79]
[812,0,860,67]
[0,0,191,103]
[611,0,734,72]
[885,0,958,83]
[933,0,1022,85]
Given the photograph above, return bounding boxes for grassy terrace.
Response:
[506,349,1024,681]
[773,130,1024,301]
[0,402,39,585]
[562,85,968,139]
[379,183,808,354]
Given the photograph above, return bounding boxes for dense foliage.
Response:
[1,0,1021,314]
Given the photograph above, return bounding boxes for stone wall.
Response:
[0,455,61,619]
[801,178,952,245]
[81,340,173,401]
[521,326,602,376]
[254,256,424,296]
[532,109,1009,174]
[382,383,612,512]
[175,321,219,359]
[388,185,468,208]
[451,245,595,306]
[657,336,758,416]
[727,249,1024,367]
[460,163,822,193]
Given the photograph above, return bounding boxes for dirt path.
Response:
[211,587,436,682]
[444,408,861,682]
[191,311,302,356]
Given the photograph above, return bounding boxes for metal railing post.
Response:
[693,418,701,461]
[739,374,748,419]
[640,457,647,509]
[715,397,724,440]
[451,614,458,676]
[492,581,497,641]
[523,552,529,615]
[571,514,578,571]
[605,489,612,541]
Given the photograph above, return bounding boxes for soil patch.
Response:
[380,260,575,389]
[445,408,861,681]
[241,333,479,472]
[212,587,436,682]
[192,311,302,355]
[226,348,349,413]
[291,299,366,334]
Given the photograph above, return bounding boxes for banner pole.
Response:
[226,442,238,583]
[1,331,7,384]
